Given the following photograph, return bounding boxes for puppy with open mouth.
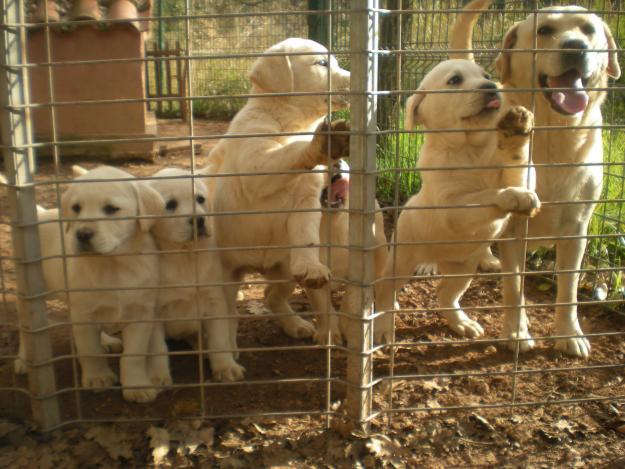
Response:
[374,60,540,344]
[17,166,169,403]
[147,168,245,383]
[451,0,620,357]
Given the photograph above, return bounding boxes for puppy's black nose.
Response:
[562,39,589,51]
[479,82,498,90]
[188,217,205,228]
[76,228,94,244]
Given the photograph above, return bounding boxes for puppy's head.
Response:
[405,59,501,132]
[149,168,211,247]
[249,37,350,111]
[319,159,350,208]
[496,6,620,117]
[61,166,164,255]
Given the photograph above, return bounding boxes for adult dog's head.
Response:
[149,168,211,247]
[497,6,620,117]
[249,37,350,113]
[405,59,502,134]
[61,166,164,255]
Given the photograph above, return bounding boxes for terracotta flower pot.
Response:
[31,0,61,23]
[69,0,102,21]
[108,0,138,21]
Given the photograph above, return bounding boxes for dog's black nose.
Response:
[562,39,589,51]
[76,228,93,244]
[479,82,498,90]
[188,217,205,228]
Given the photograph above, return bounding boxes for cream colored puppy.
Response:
[205,37,351,343]
[451,0,620,357]
[374,60,540,343]
[147,168,245,382]
[18,166,168,402]
[263,160,388,344]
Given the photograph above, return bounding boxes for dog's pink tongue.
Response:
[330,177,349,204]
[547,72,589,115]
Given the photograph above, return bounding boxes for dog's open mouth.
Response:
[321,173,349,208]
[539,69,590,116]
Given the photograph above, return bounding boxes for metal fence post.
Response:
[345,0,378,432]
[0,0,61,430]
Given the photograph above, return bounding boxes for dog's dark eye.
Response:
[537,25,555,36]
[483,73,491,80]
[316,59,329,67]
[71,203,81,214]
[196,195,205,204]
[103,204,120,215]
[581,23,596,35]
[166,199,178,211]
[447,74,463,85]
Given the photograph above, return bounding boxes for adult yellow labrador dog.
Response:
[204,38,351,344]
[451,0,620,357]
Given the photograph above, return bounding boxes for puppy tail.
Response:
[71,164,89,177]
[448,0,493,61]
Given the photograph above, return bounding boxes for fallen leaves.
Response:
[85,425,133,461]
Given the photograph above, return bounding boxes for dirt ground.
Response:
[0,119,624,467]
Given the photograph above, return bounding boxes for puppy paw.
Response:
[211,357,245,382]
[123,387,159,403]
[310,119,350,165]
[373,313,394,345]
[313,324,343,346]
[503,330,535,353]
[278,315,316,339]
[497,105,534,137]
[148,360,172,387]
[13,357,27,375]
[82,368,118,389]
[554,323,590,358]
[446,312,484,339]
[496,187,541,217]
[100,332,122,354]
[292,261,331,289]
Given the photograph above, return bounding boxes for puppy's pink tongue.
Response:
[547,72,589,115]
[330,177,349,204]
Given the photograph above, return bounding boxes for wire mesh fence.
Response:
[0,1,624,464]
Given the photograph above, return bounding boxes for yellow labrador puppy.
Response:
[147,168,245,382]
[451,0,620,357]
[262,159,388,344]
[374,60,540,344]
[204,38,351,343]
[18,166,168,402]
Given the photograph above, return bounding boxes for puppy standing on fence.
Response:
[451,0,621,357]
[146,168,245,382]
[204,38,351,344]
[374,60,540,343]
[16,166,170,402]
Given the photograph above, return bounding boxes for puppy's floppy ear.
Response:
[60,188,74,234]
[496,22,519,84]
[132,182,164,233]
[602,21,621,79]
[249,49,294,93]
[404,92,425,129]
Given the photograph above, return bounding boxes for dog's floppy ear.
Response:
[404,92,425,129]
[602,21,621,79]
[249,49,294,93]
[71,165,88,177]
[60,188,74,234]
[133,181,164,233]
[496,22,519,84]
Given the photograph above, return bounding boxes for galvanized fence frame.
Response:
[0,0,622,438]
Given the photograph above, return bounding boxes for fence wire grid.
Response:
[0,0,623,448]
